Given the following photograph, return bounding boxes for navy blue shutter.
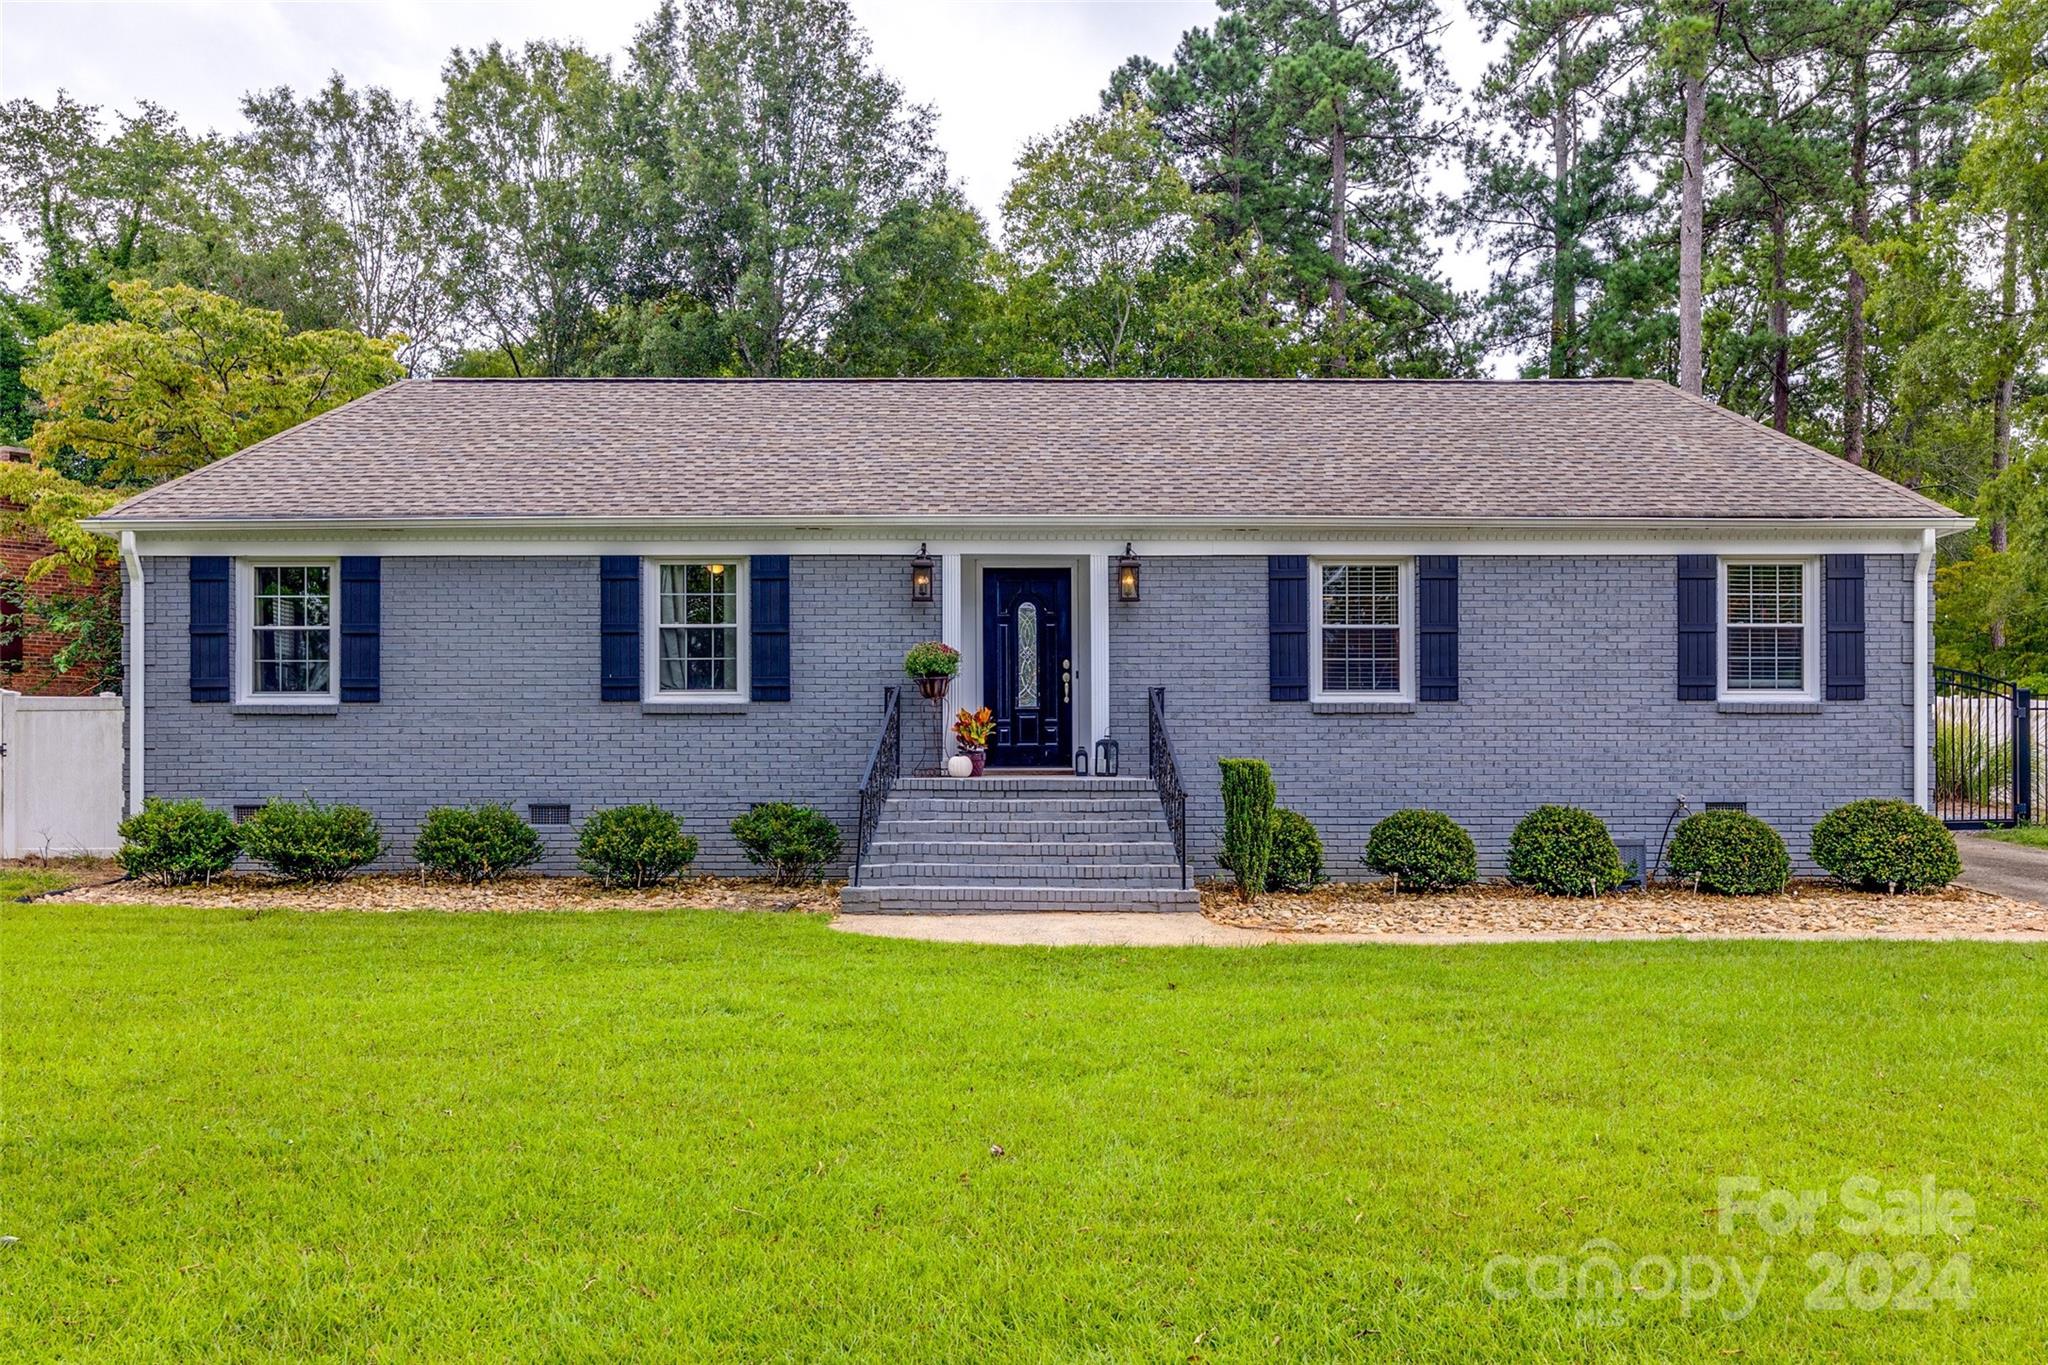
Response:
[1269,556,1309,701]
[339,557,381,702]
[600,556,640,701]
[1417,556,1459,701]
[189,557,230,702]
[750,555,790,701]
[1677,555,1717,700]
[1824,554,1866,700]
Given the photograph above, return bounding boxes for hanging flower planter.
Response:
[903,642,962,775]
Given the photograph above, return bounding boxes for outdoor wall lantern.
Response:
[1095,737,1119,778]
[909,543,935,603]
[1117,543,1141,602]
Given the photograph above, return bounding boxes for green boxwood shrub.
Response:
[414,804,545,883]
[1507,805,1628,896]
[1217,758,1276,901]
[1665,809,1789,895]
[116,798,240,886]
[579,804,698,888]
[239,799,384,883]
[1810,799,1961,892]
[1363,809,1478,891]
[731,803,843,885]
[1266,808,1324,892]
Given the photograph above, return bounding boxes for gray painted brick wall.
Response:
[142,550,1918,880]
[1109,554,1916,877]
[143,555,945,874]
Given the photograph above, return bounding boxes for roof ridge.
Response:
[424,375,1639,386]
[1649,379,1960,522]
[98,380,418,520]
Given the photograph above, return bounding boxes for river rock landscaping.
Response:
[45,864,840,914]
[1201,879,2047,939]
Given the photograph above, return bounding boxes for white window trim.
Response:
[235,557,340,704]
[643,556,750,703]
[1309,557,1416,703]
[1718,555,1821,702]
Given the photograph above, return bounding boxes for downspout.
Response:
[120,531,144,816]
[1912,529,1934,811]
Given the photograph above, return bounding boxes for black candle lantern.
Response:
[909,543,934,602]
[1116,543,1141,602]
[1095,737,1119,777]
[1074,747,1089,777]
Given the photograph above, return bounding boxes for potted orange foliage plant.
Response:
[951,706,994,776]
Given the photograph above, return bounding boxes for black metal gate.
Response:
[1934,667,2035,827]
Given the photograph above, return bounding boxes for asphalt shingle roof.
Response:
[95,377,1962,525]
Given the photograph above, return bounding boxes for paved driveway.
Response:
[1956,833,2048,907]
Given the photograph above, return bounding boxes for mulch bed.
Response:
[1200,879,2048,938]
[27,860,2043,938]
[49,867,840,915]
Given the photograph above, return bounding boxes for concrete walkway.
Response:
[1957,833,2048,907]
[833,912,1277,946]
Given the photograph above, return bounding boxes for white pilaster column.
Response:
[1088,551,1110,755]
[940,552,963,649]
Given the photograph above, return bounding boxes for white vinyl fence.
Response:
[0,690,125,858]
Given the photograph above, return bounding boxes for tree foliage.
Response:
[26,280,402,485]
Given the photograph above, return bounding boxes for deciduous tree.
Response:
[25,280,401,485]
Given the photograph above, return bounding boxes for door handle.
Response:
[1062,658,1071,704]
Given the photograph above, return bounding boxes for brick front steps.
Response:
[840,775,1199,914]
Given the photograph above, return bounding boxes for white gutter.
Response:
[119,531,145,815]
[82,512,1979,538]
[1912,528,1935,811]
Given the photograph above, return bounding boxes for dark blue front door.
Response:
[984,568,1072,768]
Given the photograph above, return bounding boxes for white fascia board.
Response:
[107,514,1970,561]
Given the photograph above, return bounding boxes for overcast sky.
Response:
[0,0,1496,291]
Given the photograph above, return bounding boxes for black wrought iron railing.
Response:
[1934,667,2034,827]
[1148,686,1190,889]
[853,686,901,885]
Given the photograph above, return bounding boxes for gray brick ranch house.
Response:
[88,378,1970,911]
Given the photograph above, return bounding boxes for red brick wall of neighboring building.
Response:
[2,445,121,696]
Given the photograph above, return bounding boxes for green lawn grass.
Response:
[3,904,2042,1361]
[0,865,90,901]
[1981,823,2048,849]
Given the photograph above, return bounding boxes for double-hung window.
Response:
[649,559,746,699]
[1312,560,1413,700]
[1720,558,1818,699]
[239,561,336,700]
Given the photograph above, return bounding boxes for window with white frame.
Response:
[652,560,744,696]
[1721,559,1817,697]
[242,562,336,698]
[1314,560,1410,698]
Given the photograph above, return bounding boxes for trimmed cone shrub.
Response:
[239,799,384,883]
[1507,805,1628,896]
[1266,808,1324,892]
[117,798,240,886]
[414,804,545,883]
[579,804,698,888]
[1810,799,1961,892]
[1364,809,1477,891]
[731,803,843,885]
[1217,758,1276,901]
[1665,809,1789,895]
